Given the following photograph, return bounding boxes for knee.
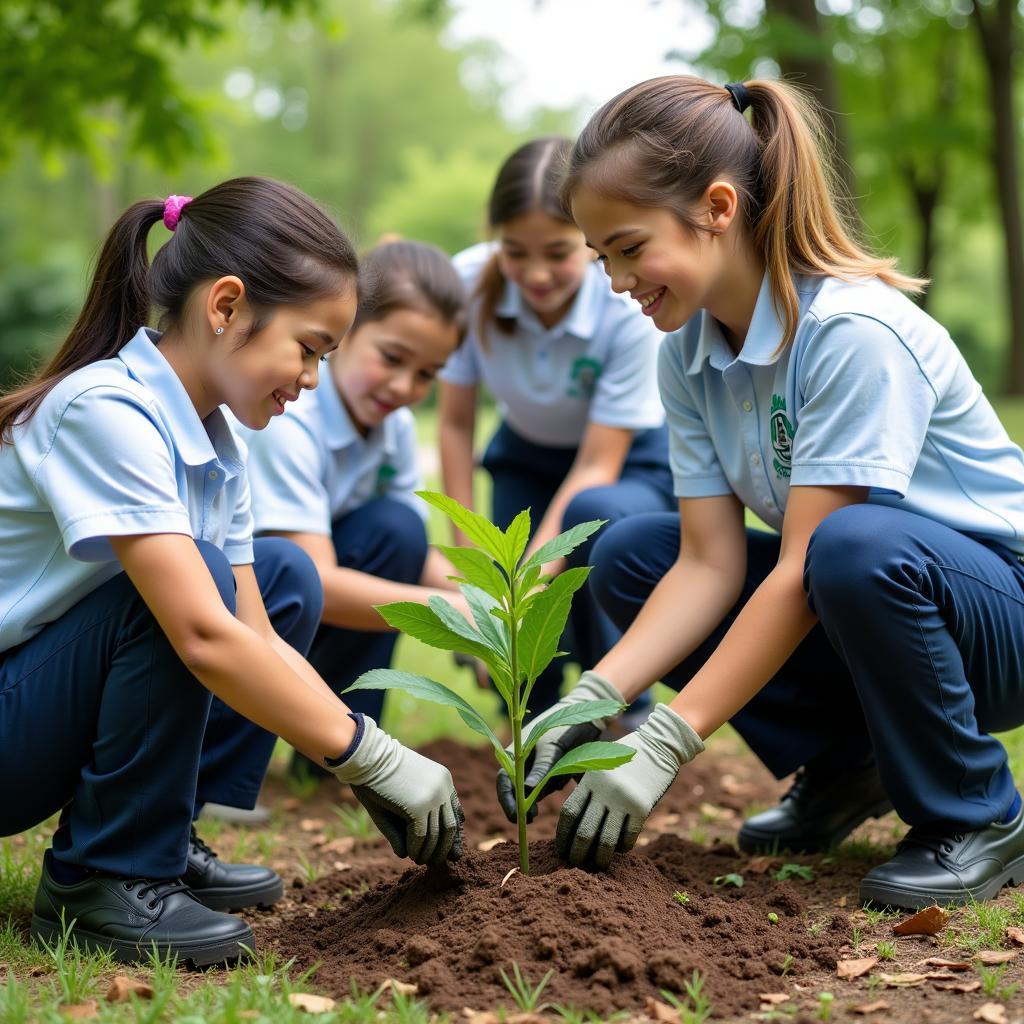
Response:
[589,519,650,630]
[340,499,428,583]
[253,537,325,633]
[562,487,617,567]
[195,540,237,615]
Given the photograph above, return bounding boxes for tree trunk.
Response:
[973,0,1024,394]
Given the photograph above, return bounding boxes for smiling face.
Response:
[331,307,460,434]
[215,292,358,429]
[571,184,727,334]
[495,209,595,328]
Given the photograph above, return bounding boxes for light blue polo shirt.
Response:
[0,327,254,654]
[439,242,665,447]
[243,365,425,536]
[659,272,1024,552]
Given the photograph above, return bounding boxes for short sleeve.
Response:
[657,340,732,499]
[246,413,332,536]
[25,387,192,561]
[438,333,483,387]
[385,411,428,522]
[790,314,937,494]
[223,469,255,564]
[588,309,666,431]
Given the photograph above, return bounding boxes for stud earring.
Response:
[215,326,225,335]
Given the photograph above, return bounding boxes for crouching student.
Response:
[0,179,464,967]
[516,76,1024,911]
[242,241,467,782]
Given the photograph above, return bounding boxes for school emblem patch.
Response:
[769,393,794,480]
[375,463,397,496]
[567,356,602,399]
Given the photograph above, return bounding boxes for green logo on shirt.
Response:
[567,356,603,399]
[375,463,397,496]
[770,393,794,480]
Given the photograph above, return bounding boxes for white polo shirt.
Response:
[0,328,253,655]
[659,272,1024,551]
[439,242,665,447]
[243,365,425,537]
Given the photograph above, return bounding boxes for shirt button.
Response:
[750,453,761,466]
[742,400,753,412]
[765,498,775,508]
[208,470,218,480]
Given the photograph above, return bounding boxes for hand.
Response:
[496,670,626,823]
[555,703,704,870]
[328,716,464,866]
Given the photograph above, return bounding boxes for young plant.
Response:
[774,863,814,882]
[346,492,635,873]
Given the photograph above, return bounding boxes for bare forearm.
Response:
[669,565,816,738]
[321,564,461,631]
[420,548,459,590]
[526,465,615,570]
[440,422,477,546]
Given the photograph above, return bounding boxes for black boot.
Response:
[738,756,892,853]
[184,829,283,912]
[31,850,251,967]
[860,800,1024,909]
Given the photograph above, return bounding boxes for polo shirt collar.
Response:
[118,328,243,474]
[494,263,602,341]
[316,363,394,457]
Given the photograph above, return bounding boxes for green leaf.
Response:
[427,595,488,649]
[345,669,507,767]
[520,519,606,574]
[517,563,543,597]
[505,508,531,571]
[523,740,636,812]
[417,491,511,570]
[522,699,625,756]
[461,585,509,658]
[436,544,508,602]
[375,601,492,661]
[517,567,591,684]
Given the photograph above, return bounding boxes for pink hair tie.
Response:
[163,194,193,232]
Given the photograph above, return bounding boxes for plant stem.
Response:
[507,574,528,875]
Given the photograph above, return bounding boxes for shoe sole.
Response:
[29,914,253,968]
[859,853,1024,911]
[737,798,894,855]
[191,877,284,913]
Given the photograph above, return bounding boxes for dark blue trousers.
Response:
[483,421,675,715]
[0,537,321,878]
[590,504,1024,830]
[307,498,429,721]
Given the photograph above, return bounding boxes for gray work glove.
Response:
[496,670,627,823]
[328,715,464,866]
[555,703,704,870]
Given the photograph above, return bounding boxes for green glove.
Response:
[555,703,704,870]
[496,670,626,823]
[328,716,464,866]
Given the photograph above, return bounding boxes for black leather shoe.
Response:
[860,801,1024,910]
[31,851,251,966]
[738,757,893,853]
[184,829,283,912]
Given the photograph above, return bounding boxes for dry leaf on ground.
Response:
[922,957,971,970]
[288,993,337,1013]
[893,905,949,936]
[837,956,878,979]
[933,979,981,993]
[321,837,355,855]
[747,856,778,874]
[59,1003,99,1019]
[476,837,507,852]
[379,979,418,996]
[299,818,325,832]
[506,1015,549,1024]
[106,976,154,1002]
[644,997,680,1023]
[879,972,927,987]
[974,1003,1008,1024]
[462,1013,499,1024]
[975,950,1017,965]
[852,1002,889,1016]
[1007,926,1024,946]
[757,993,789,1004]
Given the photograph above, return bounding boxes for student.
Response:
[0,178,464,967]
[439,136,675,720]
[242,240,466,781]
[518,76,1024,910]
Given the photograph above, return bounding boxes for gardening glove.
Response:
[496,670,626,824]
[555,703,704,871]
[327,714,464,866]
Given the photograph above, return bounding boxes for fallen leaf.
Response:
[719,773,753,796]
[922,957,971,970]
[379,979,418,996]
[922,971,957,981]
[281,797,301,811]
[106,976,154,1002]
[462,1013,499,1024]
[299,818,325,832]
[635,835,651,847]
[852,1002,889,1016]
[476,837,507,852]
[643,997,680,1023]
[332,861,351,871]
[321,837,356,855]
[837,956,879,979]
[893,905,949,936]
[500,867,519,888]
[879,972,927,987]
[288,993,337,1013]
[1007,926,1024,946]
[698,802,732,821]
[647,812,681,831]
[757,992,789,1004]
[975,950,1017,965]
[60,1003,99,1019]
[974,1004,1008,1024]
[506,1015,549,1024]
[747,856,778,875]
[933,980,981,993]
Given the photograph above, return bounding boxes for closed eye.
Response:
[621,243,641,258]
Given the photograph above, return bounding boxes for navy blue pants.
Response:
[483,422,675,715]
[307,497,428,721]
[591,503,1024,829]
[0,537,322,878]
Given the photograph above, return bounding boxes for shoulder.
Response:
[386,407,418,447]
[452,242,497,292]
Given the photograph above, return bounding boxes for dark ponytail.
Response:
[0,176,358,444]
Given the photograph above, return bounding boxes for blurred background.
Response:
[1,0,1022,398]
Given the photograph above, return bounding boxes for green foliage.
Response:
[499,961,554,1013]
[673,891,690,905]
[660,971,712,1024]
[774,862,814,882]
[347,491,633,872]
[712,873,744,888]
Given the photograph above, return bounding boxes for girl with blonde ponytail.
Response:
[528,76,1024,912]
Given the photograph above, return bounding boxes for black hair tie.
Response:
[724,82,752,114]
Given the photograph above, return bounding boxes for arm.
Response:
[419,548,459,589]
[439,380,478,545]
[524,421,633,575]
